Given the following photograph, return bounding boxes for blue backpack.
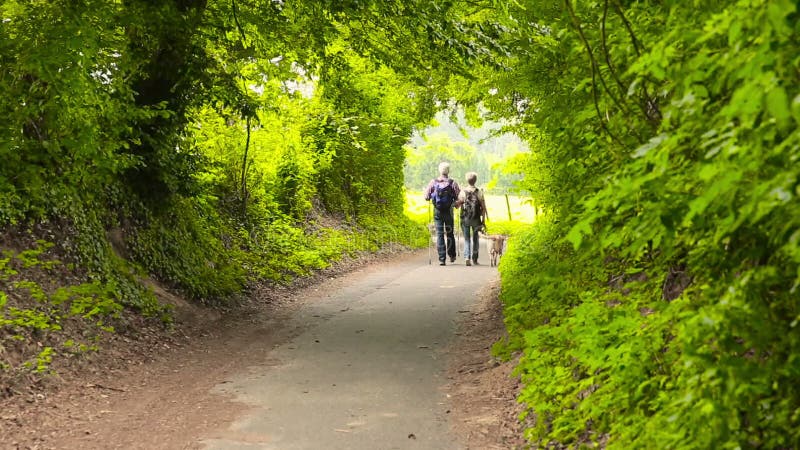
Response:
[432,178,455,210]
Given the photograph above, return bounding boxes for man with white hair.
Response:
[424,162,461,265]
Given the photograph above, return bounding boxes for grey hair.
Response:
[465,171,478,185]
[438,162,450,175]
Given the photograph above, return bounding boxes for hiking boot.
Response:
[465,259,472,266]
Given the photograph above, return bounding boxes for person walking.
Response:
[456,172,488,266]
[424,162,461,265]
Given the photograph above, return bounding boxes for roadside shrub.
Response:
[492,0,800,447]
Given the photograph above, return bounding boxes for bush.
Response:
[491,1,800,447]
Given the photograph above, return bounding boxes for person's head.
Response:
[438,162,450,176]
[465,172,478,186]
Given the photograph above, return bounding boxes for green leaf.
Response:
[567,218,592,249]
[791,94,800,124]
[766,87,791,125]
[767,1,795,36]
[632,133,667,159]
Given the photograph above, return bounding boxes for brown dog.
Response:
[486,234,507,267]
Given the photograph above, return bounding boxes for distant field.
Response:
[405,191,537,223]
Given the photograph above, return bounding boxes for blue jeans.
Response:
[434,207,456,262]
[461,218,481,261]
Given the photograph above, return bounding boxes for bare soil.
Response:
[1,251,527,449]
[446,278,528,450]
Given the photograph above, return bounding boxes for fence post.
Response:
[505,193,512,221]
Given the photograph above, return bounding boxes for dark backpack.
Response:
[432,178,455,210]
[462,189,482,221]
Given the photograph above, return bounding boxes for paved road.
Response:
[201,250,497,450]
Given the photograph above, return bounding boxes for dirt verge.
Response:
[446,278,528,450]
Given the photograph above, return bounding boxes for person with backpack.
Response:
[455,171,488,266]
[424,162,461,265]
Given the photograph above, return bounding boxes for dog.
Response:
[486,234,507,267]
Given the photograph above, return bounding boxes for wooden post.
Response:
[505,193,512,221]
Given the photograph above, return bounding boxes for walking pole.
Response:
[428,202,432,265]
[455,208,461,258]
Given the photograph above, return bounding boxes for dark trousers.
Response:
[434,207,456,262]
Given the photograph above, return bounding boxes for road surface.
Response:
[200,251,497,449]
[19,248,499,450]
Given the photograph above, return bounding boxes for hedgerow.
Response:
[480,0,800,447]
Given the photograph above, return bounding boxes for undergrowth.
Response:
[0,240,127,385]
[491,1,800,446]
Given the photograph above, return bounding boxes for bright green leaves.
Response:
[632,133,667,159]
[1,243,127,378]
[566,216,592,249]
[683,165,742,227]
[1,0,490,222]
[0,0,145,222]
[485,0,800,447]
[766,85,792,126]
[766,0,796,37]
[726,74,781,128]
[792,94,800,125]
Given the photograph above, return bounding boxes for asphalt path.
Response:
[201,248,497,450]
